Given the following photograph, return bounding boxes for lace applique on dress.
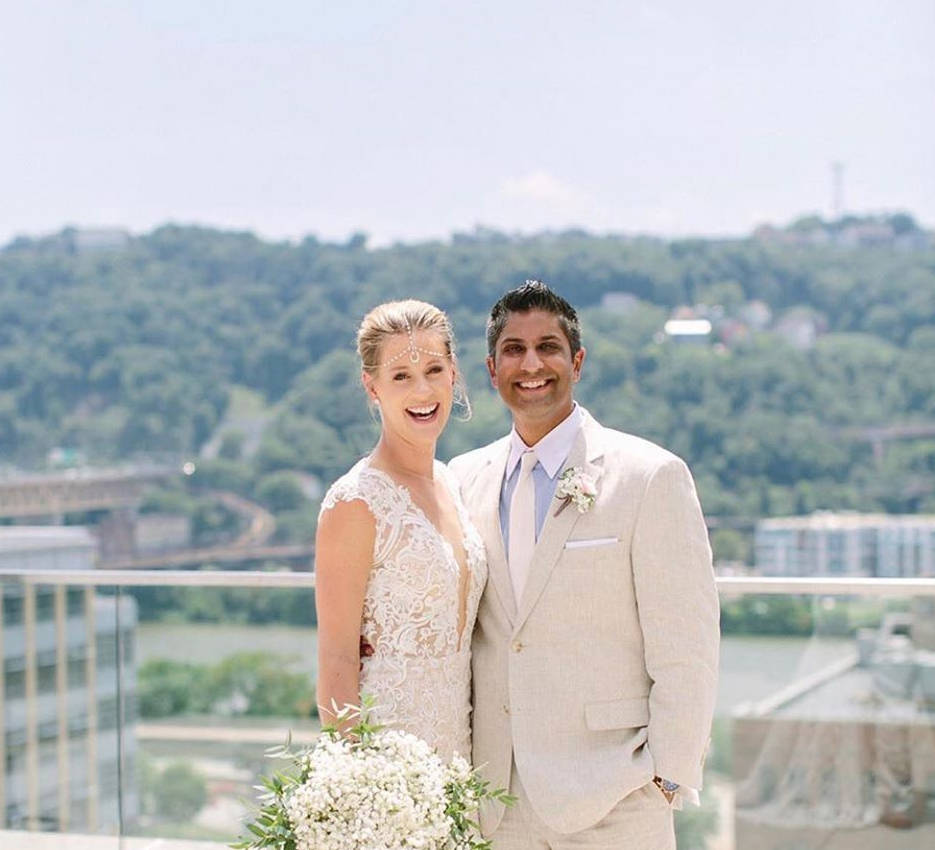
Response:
[320,458,487,760]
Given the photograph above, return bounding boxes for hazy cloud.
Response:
[499,172,589,207]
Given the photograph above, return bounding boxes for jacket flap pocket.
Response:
[585,696,650,731]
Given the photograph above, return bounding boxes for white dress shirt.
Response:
[499,403,583,549]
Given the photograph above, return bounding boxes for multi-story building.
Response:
[0,526,138,833]
[755,513,935,578]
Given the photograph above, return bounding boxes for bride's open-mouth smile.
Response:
[405,402,441,423]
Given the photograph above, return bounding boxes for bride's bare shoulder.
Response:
[316,490,375,581]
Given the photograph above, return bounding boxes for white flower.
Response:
[235,703,506,850]
[284,730,454,850]
[554,466,597,515]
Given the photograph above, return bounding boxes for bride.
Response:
[315,300,487,760]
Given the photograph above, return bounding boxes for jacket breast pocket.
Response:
[584,696,650,731]
[564,536,619,550]
[560,538,626,580]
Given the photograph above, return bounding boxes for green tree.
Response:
[218,429,246,460]
[137,659,211,717]
[210,651,316,717]
[255,471,307,512]
[710,528,750,564]
[152,762,208,821]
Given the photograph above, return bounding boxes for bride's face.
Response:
[363,330,456,444]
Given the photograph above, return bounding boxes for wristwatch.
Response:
[652,776,679,803]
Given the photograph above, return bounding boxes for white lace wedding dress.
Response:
[319,458,487,761]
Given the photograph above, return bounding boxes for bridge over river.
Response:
[0,466,313,569]
[0,465,176,519]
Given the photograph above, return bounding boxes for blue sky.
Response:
[3,0,933,245]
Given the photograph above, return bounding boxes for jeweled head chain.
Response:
[380,318,449,367]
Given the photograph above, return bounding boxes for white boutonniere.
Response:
[554,467,597,516]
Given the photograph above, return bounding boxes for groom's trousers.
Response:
[492,762,676,850]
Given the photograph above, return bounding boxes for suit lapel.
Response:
[475,439,516,622]
[513,414,605,632]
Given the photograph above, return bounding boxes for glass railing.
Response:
[2,569,934,850]
[712,578,935,850]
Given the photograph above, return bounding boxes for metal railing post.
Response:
[23,584,38,830]
[54,585,70,831]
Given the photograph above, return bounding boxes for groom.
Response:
[449,281,719,849]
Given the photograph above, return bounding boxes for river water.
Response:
[136,623,854,716]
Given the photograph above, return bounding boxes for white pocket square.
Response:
[564,536,619,550]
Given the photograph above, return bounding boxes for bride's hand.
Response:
[359,636,375,671]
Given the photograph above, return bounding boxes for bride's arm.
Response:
[315,498,375,731]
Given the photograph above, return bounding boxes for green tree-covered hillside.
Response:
[2,218,934,527]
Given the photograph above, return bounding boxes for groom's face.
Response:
[486,309,585,437]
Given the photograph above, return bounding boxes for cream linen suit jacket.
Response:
[448,410,720,836]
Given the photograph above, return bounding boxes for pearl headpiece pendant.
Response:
[380,319,449,367]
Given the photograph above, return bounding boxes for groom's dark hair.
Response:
[486,279,582,357]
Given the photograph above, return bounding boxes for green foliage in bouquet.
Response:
[231,758,297,850]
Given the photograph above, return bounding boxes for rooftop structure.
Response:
[663,318,712,341]
[732,601,935,847]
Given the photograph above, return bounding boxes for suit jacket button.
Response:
[503,704,511,715]
[512,641,524,653]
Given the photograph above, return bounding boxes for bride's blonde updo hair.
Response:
[357,300,471,418]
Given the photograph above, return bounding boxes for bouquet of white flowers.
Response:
[233,699,512,850]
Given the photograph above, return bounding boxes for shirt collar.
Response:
[506,403,583,479]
